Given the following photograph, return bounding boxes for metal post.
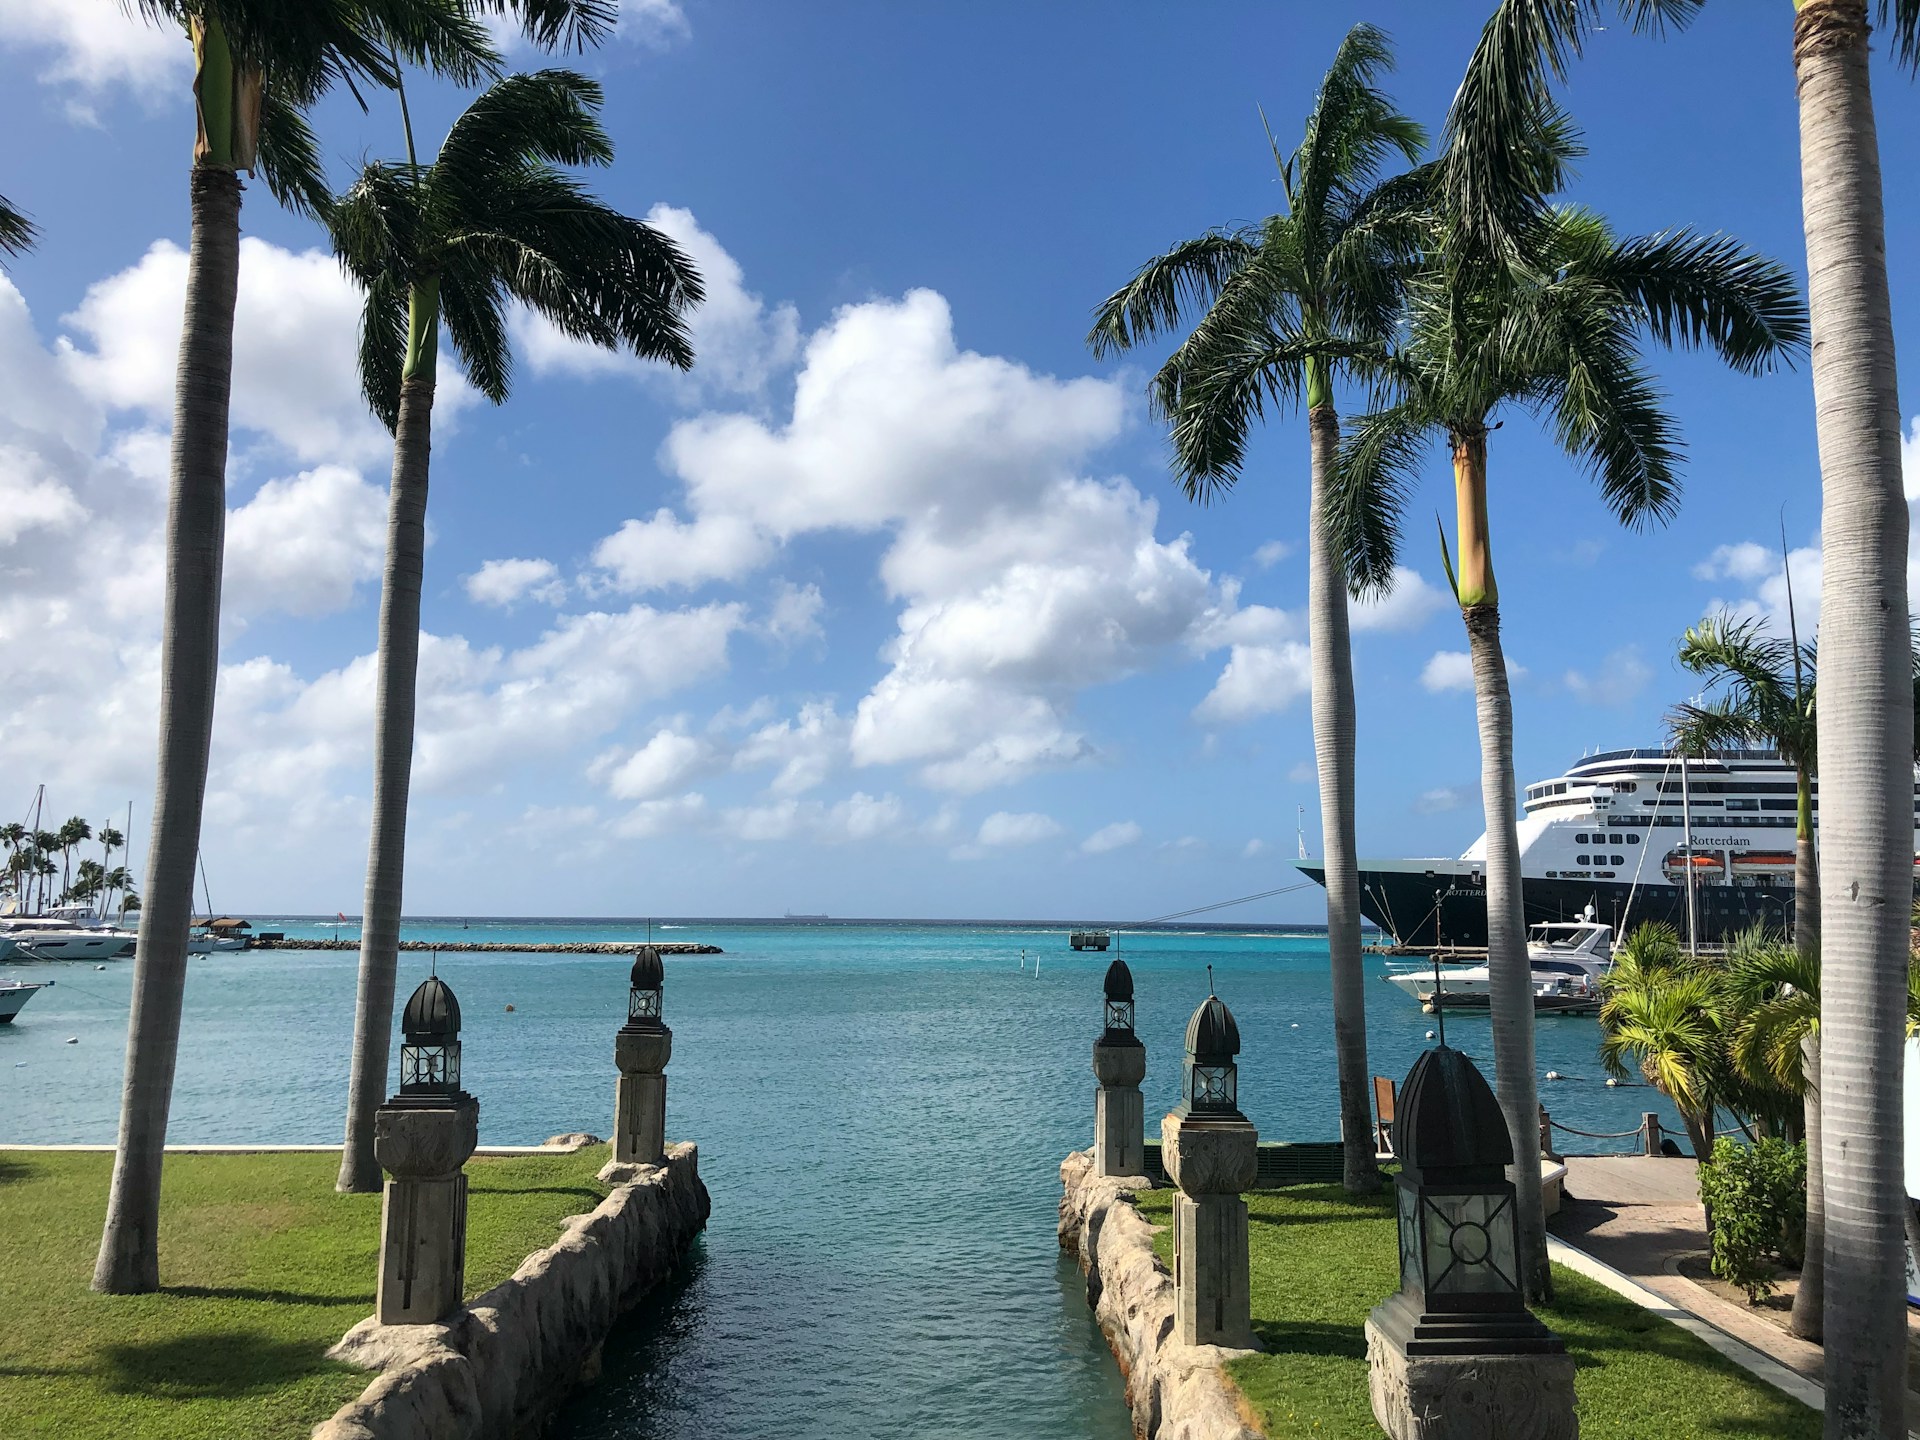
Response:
[1641,1112,1661,1156]
[1679,752,1699,956]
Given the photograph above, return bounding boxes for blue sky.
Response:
[0,2,1914,921]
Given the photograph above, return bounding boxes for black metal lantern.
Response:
[1372,1043,1566,1358]
[1176,992,1244,1122]
[625,945,665,1030]
[398,974,465,1101]
[1101,958,1138,1040]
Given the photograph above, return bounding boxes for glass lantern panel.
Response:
[630,990,661,1021]
[401,1042,459,1090]
[1420,1192,1519,1296]
[1396,1185,1421,1289]
[1190,1063,1236,1108]
[1104,999,1134,1031]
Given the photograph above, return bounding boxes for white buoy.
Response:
[95,965,106,972]
[1605,1077,1619,1088]
[1545,1070,1562,1081]
[66,1037,79,1045]
[1425,1030,1437,1040]
[1290,1023,1299,1029]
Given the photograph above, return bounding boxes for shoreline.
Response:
[246,938,724,954]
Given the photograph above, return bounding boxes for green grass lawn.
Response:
[0,1145,611,1440]
[1133,1185,1820,1440]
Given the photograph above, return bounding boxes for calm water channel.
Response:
[2,919,1686,1438]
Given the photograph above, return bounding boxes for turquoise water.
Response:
[1,919,1685,1438]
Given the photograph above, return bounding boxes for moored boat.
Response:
[0,978,46,1022]
[1385,920,1614,1015]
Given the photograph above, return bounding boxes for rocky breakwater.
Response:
[314,1142,710,1440]
[254,939,723,954]
[1058,1149,1262,1440]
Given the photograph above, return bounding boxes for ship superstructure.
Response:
[1302,746,1920,948]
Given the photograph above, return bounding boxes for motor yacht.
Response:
[1385,920,1614,1015]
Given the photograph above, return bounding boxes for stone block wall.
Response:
[314,1141,710,1440]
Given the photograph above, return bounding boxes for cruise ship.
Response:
[1300,747,1920,948]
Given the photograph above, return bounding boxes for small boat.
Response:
[1385,920,1614,1015]
[5,909,137,962]
[1070,930,1111,952]
[783,912,829,921]
[0,978,46,1022]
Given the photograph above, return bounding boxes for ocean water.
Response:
[1,919,1685,1439]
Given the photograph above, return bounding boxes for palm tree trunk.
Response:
[1464,600,1550,1302]
[1792,1033,1825,1340]
[92,165,242,1294]
[1794,766,1819,960]
[1680,1106,1715,1165]
[1307,399,1378,1194]
[337,369,435,1193]
[1794,5,1911,1434]
[1452,427,1548,1302]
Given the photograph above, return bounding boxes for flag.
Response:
[337,911,348,923]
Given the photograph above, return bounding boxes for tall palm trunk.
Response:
[1793,1033,1825,1340]
[1790,764,1824,1340]
[337,349,436,1192]
[1795,4,1911,1434]
[93,165,242,1294]
[1307,396,1377,1193]
[1453,427,1550,1302]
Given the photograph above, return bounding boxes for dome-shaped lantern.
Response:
[1387,1044,1530,1319]
[398,974,465,1100]
[1176,991,1244,1122]
[625,945,666,1029]
[1100,958,1138,1040]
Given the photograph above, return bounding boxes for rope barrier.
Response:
[1547,1119,1646,1140]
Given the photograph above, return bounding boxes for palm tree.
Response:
[1598,924,1729,1162]
[1335,185,1805,1300]
[0,822,25,909]
[1450,4,1919,1425]
[1085,25,1425,1193]
[328,68,703,1193]
[92,0,505,1299]
[31,831,61,912]
[55,817,91,901]
[97,825,126,918]
[0,192,36,260]
[1670,616,1821,950]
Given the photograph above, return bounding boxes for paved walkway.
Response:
[1550,1153,1920,1424]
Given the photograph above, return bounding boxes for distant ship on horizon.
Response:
[784,911,830,921]
[1300,745,1920,948]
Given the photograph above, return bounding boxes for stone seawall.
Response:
[252,939,722,954]
[1058,1149,1262,1440]
[314,1142,711,1440]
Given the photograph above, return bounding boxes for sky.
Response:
[0,1,1916,923]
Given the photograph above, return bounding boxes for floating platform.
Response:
[1069,930,1111,951]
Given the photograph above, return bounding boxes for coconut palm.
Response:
[1086,24,1426,1193]
[1334,186,1805,1299]
[92,0,511,1299]
[55,817,91,900]
[0,193,36,260]
[1451,4,1918,1425]
[96,825,126,917]
[328,68,703,1193]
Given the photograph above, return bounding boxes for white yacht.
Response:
[1301,746,1919,948]
[0,906,137,962]
[1386,920,1614,1013]
[0,978,46,1022]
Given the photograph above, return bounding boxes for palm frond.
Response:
[256,89,330,221]
[1882,0,1920,73]
[439,255,512,404]
[1153,318,1312,502]
[356,271,410,431]
[1328,402,1430,593]
[1588,229,1807,374]
[0,191,37,260]
[434,69,612,196]
[1442,0,1701,250]
[1087,231,1258,358]
[1294,23,1427,251]
[1668,696,1767,759]
[469,0,617,52]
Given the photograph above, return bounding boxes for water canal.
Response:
[1,919,1688,1438]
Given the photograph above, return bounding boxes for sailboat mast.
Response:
[1679,752,1699,955]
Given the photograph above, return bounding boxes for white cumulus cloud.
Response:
[465,557,566,608]
[1081,820,1142,854]
[976,811,1063,847]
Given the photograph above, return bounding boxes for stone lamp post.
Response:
[374,973,479,1325]
[1093,958,1146,1177]
[613,945,672,1166]
[1366,1044,1575,1440]
[1161,988,1257,1348]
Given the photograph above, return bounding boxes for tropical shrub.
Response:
[1697,1136,1807,1302]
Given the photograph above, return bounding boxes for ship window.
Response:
[1612,855,1625,866]
[1576,854,1590,865]
[1609,833,1623,844]
[1574,832,1588,843]
[1628,834,1639,844]
[1726,798,1758,811]
[1761,799,1796,811]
